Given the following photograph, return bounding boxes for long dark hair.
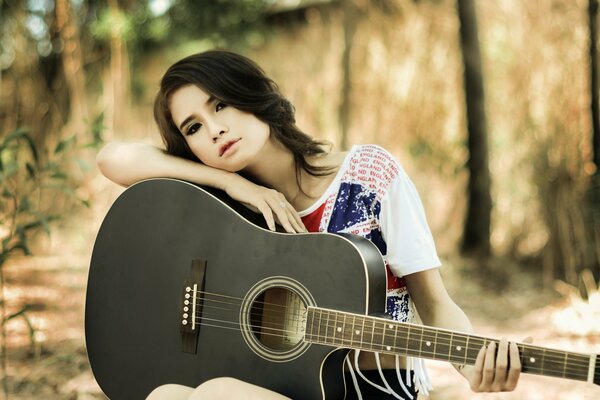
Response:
[153,50,335,191]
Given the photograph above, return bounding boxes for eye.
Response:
[186,123,202,136]
[216,102,227,112]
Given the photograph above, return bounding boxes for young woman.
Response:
[97,50,523,400]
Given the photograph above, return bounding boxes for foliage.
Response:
[0,121,104,397]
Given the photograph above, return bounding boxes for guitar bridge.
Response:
[180,259,207,354]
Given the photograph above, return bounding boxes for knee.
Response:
[189,377,240,400]
[145,384,194,400]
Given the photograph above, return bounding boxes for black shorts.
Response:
[344,369,418,400]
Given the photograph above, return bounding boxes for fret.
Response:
[392,321,399,355]
[350,314,356,347]
[371,319,384,352]
[448,333,469,365]
[420,327,435,357]
[305,307,315,342]
[566,353,590,381]
[316,308,323,342]
[332,311,339,345]
[434,329,451,362]
[381,321,387,351]
[341,313,349,345]
[467,336,486,366]
[405,324,424,359]
[324,309,331,344]
[360,315,366,348]
[523,346,553,377]
[382,322,397,353]
[366,317,376,351]
[463,334,470,365]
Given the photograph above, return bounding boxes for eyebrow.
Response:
[178,94,216,131]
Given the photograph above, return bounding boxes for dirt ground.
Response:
[2,250,600,400]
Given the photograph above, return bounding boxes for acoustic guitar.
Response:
[85,178,600,399]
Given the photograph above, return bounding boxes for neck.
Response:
[242,138,301,202]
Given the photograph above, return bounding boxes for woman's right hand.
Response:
[223,174,307,234]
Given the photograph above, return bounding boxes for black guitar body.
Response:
[86,179,387,399]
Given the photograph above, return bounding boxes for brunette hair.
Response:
[153,50,334,189]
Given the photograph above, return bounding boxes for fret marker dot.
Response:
[386,346,391,351]
[530,357,536,363]
[355,330,361,335]
[388,324,393,329]
[426,341,431,346]
[456,346,462,351]
[337,327,342,332]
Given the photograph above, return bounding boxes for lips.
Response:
[219,139,240,157]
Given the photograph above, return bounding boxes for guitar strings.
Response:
[185,292,593,372]
[197,309,593,373]
[185,318,592,380]
[189,290,593,369]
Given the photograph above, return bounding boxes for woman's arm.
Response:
[96,142,305,233]
[405,268,522,393]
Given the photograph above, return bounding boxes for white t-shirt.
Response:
[299,144,441,323]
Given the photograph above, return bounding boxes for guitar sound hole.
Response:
[249,287,307,352]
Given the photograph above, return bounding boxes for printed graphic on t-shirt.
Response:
[301,145,415,323]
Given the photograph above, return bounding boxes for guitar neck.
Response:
[304,307,596,383]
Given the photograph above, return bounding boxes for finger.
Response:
[287,208,307,233]
[504,341,522,391]
[493,338,509,389]
[479,341,497,390]
[290,208,307,232]
[287,208,306,233]
[471,345,486,391]
[267,199,296,233]
[256,203,276,231]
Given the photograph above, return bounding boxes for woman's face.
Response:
[169,84,271,172]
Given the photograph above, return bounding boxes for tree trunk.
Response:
[588,0,600,277]
[338,0,358,151]
[104,0,131,135]
[457,0,492,257]
[591,0,600,170]
[55,0,88,134]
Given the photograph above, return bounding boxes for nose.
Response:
[208,120,228,142]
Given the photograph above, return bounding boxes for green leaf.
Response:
[8,241,31,256]
[26,162,36,178]
[75,158,92,172]
[50,171,68,180]
[2,188,11,198]
[4,306,28,323]
[2,128,39,164]
[54,135,76,154]
[18,197,31,212]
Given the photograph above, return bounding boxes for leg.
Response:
[145,384,194,400]
[188,377,291,400]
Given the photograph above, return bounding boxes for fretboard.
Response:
[304,307,595,383]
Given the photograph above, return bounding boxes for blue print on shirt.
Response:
[327,182,387,253]
[387,294,410,323]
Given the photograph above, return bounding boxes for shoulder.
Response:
[350,144,405,179]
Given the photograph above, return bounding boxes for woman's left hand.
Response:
[460,337,523,392]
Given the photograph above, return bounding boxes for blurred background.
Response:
[1,0,599,398]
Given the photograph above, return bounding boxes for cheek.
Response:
[184,137,210,162]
